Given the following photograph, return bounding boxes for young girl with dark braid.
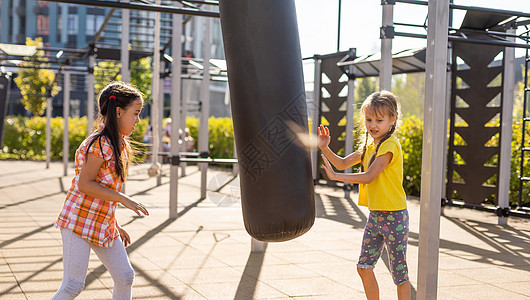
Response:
[53,81,149,299]
[318,90,410,300]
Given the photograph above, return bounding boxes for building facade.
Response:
[0,0,229,118]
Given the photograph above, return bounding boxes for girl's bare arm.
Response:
[321,152,392,184]
[78,153,149,216]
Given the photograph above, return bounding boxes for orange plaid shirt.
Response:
[55,123,129,247]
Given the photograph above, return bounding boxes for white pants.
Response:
[52,228,134,300]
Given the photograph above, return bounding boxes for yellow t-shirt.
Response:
[358,135,407,211]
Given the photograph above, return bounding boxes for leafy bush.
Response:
[398,116,423,197]
[185,116,234,159]
[510,121,530,207]
[2,115,528,207]
[1,117,148,160]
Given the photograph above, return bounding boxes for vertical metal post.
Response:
[121,1,130,83]
[311,58,322,182]
[417,0,449,299]
[519,33,530,209]
[180,78,190,176]
[0,73,11,146]
[337,0,342,52]
[157,65,164,186]
[251,237,267,253]
[498,28,516,225]
[45,95,52,169]
[169,3,183,218]
[380,0,394,91]
[441,43,451,213]
[87,55,95,135]
[199,12,211,199]
[151,0,161,185]
[441,1,453,210]
[345,78,355,173]
[63,70,70,176]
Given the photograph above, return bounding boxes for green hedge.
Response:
[1,115,528,207]
[180,116,234,159]
[0,116,234,161]
[397,116,423,197]
[0,116,148,160]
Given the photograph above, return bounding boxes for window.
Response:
[86,15,95,35]
[67,15,78,35]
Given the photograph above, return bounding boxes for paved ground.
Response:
[0,160,529,299]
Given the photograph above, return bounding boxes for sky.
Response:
[294,0,530,59]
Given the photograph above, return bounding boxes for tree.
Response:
[392,72,425,119]
[13,37,59,116]
[355,77,377,108]
[130,57,153,101]
[94,56,152,100]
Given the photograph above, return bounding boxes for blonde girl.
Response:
[318,91,411,300]
[53,81,149,300]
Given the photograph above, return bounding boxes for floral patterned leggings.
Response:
[357,209,409,285]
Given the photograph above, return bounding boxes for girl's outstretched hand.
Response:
[121,196,149,216]
[321,154,336,181]
[117,224,131,247]
[317,125,331,150]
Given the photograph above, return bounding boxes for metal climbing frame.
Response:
[519,30,530,210]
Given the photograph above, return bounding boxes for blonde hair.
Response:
[359,90,401,172]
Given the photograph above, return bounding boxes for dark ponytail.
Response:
[86,81,143,181]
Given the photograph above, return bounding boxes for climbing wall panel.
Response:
[447,34,504,205]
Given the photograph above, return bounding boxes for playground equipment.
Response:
[3,0,529,298]
[309,0,529,297]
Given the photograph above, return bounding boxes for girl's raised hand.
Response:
[321,154,336,181]
[121,196,149,216]
[317,125,331,150]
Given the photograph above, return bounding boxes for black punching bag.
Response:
[219,0,315,242]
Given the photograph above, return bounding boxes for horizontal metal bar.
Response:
[523,147,530,151]
[179,152,201,157]
[180,0,219,5]
[394,31,427,39]
[396,0,429,6]
[449,36,530,48]
[394,0,428,6]
[42,0,220,17]
[395,0,530,18]
[107,22,173,31]
[394,31,530,48]
[179,158,238,164]
[103,29,173,38]
[393,22,426,29]
[141,151,201,157]
[521,177,530,181]
[40,47,87,54]
[450,3,530,18]
[446,199,530,219]
[0,63,88,71]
